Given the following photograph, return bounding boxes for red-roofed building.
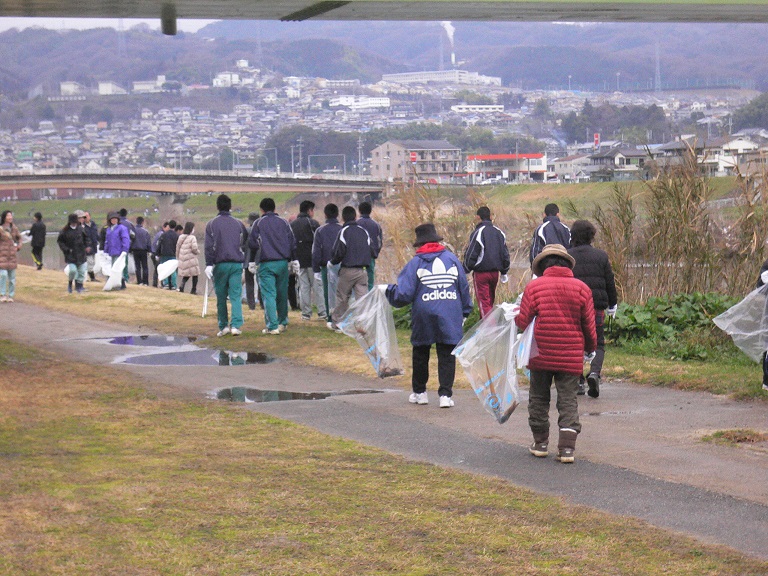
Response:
[466,153,547,184]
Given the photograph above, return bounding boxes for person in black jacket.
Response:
[57,213,92,294]
[463,206,510,318]
[529,203,571,266]
[30,212,46,270]
[158,219,179,290]
[82,211,100,281]
[568,220,618,398]
[329,206,373,331]
[290,200,323,321]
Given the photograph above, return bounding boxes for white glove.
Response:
[377,284,388,293]
[606,305,618,318]
[326,260,333,268]
[500,274,509,284]
[584,351,596,363]
[761,270,768,285]
[248,262,256,274]
[205,266,214,280]
[314,272,322,281]
[462,317,467,326]
[290,260,300,275]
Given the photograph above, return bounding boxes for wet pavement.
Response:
[1,302,766,560]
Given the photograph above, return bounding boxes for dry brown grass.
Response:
[1,338,766,575]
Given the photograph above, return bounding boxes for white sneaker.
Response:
[230,327,242,336]
[0,296,6,302]
[262,328,280,335]
[439,396,455,408]
[217,327,231,337]
[408,392,428,405]
[278,324,287,333]
[763,383,768,392]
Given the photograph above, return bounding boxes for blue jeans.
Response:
[0,268,16,298]
[66,262,88,283]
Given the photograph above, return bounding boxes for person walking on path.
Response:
[357,201,383,290]
[57,213,91,294]
[176,221,200,294]
[243,212,260,311]
[104,212,131,290]
[132,216,152,286]
[385,223,473,408]
[29,212,46,270]
[248,197,296,335]
[290,200,324,321]
[205,194,249,337]
[529,203,571,266]
[515,244,597,464]
[158,220,179,290]
[82,212,100,282]
[312,203,343,328]
[150,222,168,288]
[568,220,618,398]
[463,206,510,318]
[0,210,21,302]
[329,206,373,331]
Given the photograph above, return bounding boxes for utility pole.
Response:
[297,137,303,174]
[357,135,364,176]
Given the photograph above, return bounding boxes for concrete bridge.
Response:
[0,169,385,198]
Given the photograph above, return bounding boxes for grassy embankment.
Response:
[2,331,767,574]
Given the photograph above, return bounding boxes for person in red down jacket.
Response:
[515,243,597,464]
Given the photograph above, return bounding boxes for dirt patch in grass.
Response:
[1,339,766,574]
[701,429,768,452]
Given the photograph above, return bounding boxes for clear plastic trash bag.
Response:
[95,250,112,278]
[157,258,178,282]
[453,303,521,424]
[713,284,768,362]
[338,288,404,378]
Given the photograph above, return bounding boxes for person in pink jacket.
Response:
[515,244,597,463]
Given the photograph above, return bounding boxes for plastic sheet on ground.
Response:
[453,303,521,424]
[157,259,178,282]
[337,288,404,378]
[103,255,125,291]
[713,284,768,362]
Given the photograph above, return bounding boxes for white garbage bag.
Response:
[453,303,521,424]
[157,259,178,282]
[337,288,404,378]
[103,255,126,291]
[95,251,112,278]
[713,284,768,362]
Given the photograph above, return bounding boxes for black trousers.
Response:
[31,246,44,268]
[150,254,159,287]
[412,343,456,398]
[133,250,149,285]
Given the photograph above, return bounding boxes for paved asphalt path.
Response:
[1,302,766,560]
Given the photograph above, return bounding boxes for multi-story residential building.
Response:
[370,140,462,183]
[466,153,548,184]
[381,70,502,86]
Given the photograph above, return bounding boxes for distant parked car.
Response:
[480,177,506,185]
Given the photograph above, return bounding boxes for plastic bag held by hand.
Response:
[453,303,522,424]
[500,274,509,284]
[248,262,257,274]
[606,305,617,318]
[290,260,300,275]
[337,288,404,378]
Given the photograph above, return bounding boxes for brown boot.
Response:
[529,430,549,458]
[556,428,578,463]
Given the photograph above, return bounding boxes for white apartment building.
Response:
[381,69,502,86]
[329,95,391,110]
[450,104,504,113]
[213,72,241,88]
[98,81,127,96]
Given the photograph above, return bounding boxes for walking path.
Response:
[1,302,766,560]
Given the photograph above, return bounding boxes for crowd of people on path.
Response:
[23,195,736,465]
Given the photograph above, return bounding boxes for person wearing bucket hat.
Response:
[516,243,597,463]
[57,212,91,293]
[384,223,473,408]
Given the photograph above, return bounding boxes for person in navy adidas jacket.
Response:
[385,223,473,408]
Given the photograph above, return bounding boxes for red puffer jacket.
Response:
[516,266,597,375]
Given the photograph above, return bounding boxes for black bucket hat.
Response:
[413,223,443,247]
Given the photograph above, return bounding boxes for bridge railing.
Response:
[0,168,379,182]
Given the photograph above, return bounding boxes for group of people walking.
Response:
[5,196,620,465]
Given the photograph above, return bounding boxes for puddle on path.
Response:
[122,349,275,366]
[108,335,203,346]
[215,387,385,403]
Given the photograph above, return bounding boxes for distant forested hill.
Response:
[202,20,768,91]
[0,25,401,99]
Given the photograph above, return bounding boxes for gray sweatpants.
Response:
[331,267,368,324]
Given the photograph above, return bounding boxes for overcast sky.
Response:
[0,18,217,33]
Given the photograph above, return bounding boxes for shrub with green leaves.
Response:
[608,292,742,361]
